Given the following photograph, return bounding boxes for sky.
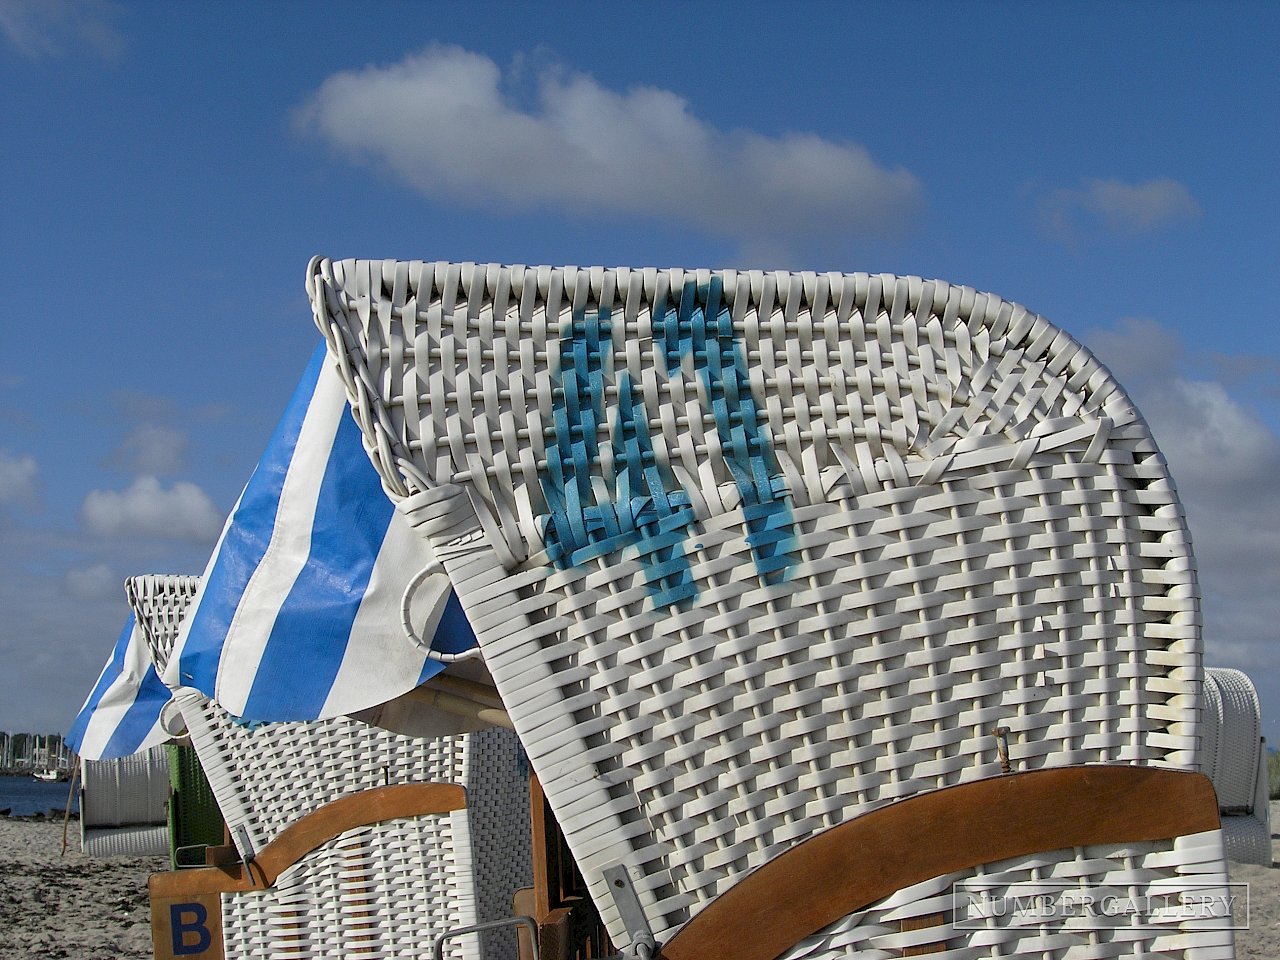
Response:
[0,1,1277,739]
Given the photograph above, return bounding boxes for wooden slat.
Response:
[530,773,554,918]
[656,767,1219,960]
[149,781,465,899]
[899,913,945,956]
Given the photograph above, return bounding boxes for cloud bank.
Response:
[0,0,125,60]
[1040,177,1201,242]
[298,46,922,253]
[80,476,222,542]
[65,562,118,600]
[107,424,190,476]
[0,450,39,507]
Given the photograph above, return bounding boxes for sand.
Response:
[0,817,163,960]
[1,809,1278,959]
[1227,803,1280,960]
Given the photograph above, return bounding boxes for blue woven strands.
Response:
[657,278,796,582]
[539,283,796,608]
[540,309,697,609]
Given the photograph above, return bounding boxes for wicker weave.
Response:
[80,745,172,858]
[1203,668,1261,811]
[126,574,200,674]
[221,812,471,960]
[782,830,1232,960]
[127,574,532,959]
[1203,668,1271,866]
[309,259,1215,955]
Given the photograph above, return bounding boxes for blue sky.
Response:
[1,1,1278,736]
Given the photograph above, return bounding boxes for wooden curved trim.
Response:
[150,781,465,897]
[657,766,1219,960]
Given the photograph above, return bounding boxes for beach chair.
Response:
[127,573,532,960]
[1203,667,1271,866]
[310,258,1234,959]
[80,744,171,857]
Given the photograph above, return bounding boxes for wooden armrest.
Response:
[657,766,1219,960]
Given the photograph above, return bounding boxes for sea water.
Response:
[0,773,80,816]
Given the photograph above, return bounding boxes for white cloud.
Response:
[80,475,222,542]
[0,449,39,506]
[64,562,118,600]
[0,0,125,60]
[298,45,922,253]
[1040,177,1200,241]
[107,424,189,475]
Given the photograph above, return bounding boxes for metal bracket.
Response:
[433,915,539,960]
[602,863,656,959]
[172,842,209,869]
[233,823,256,862]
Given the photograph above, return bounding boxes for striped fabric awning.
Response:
[66,615,171,761]
[163,344,476,721]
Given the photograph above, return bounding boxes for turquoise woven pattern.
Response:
[311,260,1206,950]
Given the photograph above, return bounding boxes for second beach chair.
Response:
[129,573,532,960]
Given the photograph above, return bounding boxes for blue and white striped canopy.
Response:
[163,344,476,721]
[66,615,171,761]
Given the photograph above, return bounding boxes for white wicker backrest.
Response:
[222,812,472,960]
[127,574,201,673]
[309,259,1204,943]
[1204,667,1262,811]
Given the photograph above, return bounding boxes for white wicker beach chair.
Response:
[310,259,1233,960]
[80,744,171,857]
[1203,667,1271,866]
[127,574,532,960]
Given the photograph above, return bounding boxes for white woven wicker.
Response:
[309,259,1221,957]
[126,574,200,674]
[127,574,532,960]
[1204,668,1262,811]
[221,812,470,960]
[782,830,1232,960]
[80,743,170,857]
[1203,667,1271,866]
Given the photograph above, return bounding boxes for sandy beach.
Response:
[0,817,163,960]
[1,809,1278,959]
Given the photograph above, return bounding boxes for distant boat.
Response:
[32,769,66,782]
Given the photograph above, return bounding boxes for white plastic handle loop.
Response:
[400,562,483,662]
